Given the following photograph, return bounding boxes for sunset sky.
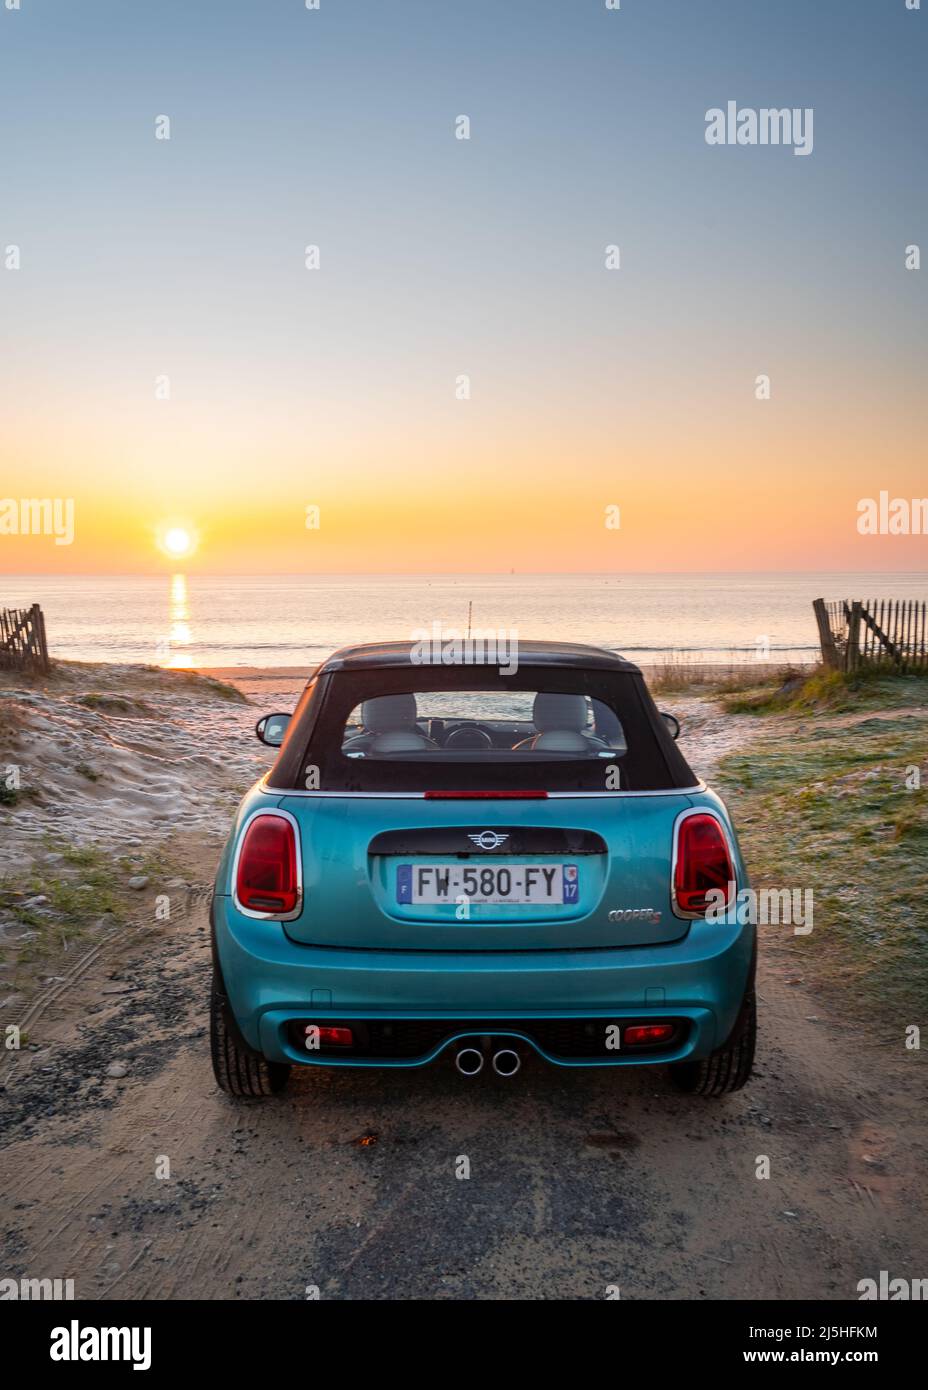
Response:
[1,0,926,574]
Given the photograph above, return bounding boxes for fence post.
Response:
[34,603,50,673]
[846,601,862,673]
[813,598,840,670]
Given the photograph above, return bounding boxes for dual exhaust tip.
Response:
[454,1045,521,1078]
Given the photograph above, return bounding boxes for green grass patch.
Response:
[0,843,129,966]
[155,668,247,702]
[716,697,928,1024]
[77,693,138,713]
[59,843,108,868]
[722,666,928,716]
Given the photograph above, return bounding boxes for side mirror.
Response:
[660,711,680,741]
[255,712,291,747]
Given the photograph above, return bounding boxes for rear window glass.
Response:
[342,691,626,758]
[274,666,693,793]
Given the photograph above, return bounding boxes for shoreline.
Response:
[191,661,813,699]
[0,659,814,702]
[0,657,814,705]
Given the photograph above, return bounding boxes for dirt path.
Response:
[1,700,925,1301]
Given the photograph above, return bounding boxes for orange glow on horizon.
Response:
[2,402,926,575]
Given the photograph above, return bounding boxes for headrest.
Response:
[532,692,589,733]
[369,729,431,753]
[361,693,419,732]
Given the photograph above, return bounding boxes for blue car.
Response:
[210,642,756,1098]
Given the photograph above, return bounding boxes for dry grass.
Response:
[647,657,805,696]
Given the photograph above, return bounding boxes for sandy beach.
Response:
[194,665,311,703]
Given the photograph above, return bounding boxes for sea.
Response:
[2,573,927,670]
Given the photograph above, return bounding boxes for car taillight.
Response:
[673,813,733,916]
[236,814,299,914]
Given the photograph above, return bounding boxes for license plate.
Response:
[396,863,579,906]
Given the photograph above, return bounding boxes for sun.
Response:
[164,527,192,557]
[156,522,198,561]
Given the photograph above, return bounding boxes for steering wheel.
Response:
[444,724,494,750]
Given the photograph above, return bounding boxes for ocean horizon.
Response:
[3,571,926,670]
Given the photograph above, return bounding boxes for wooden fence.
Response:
[813,598,928,673]
[0,603,50,673]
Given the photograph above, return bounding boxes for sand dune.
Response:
[0,664,272,880]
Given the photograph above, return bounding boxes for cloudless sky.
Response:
[1,0,926,572]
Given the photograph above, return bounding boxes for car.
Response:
[210,641,756,1099]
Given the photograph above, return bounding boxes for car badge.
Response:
[467,831,510,851]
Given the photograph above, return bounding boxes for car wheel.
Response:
[669,989,756,1097]
[210,971,290,1098]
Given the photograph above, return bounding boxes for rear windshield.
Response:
[274,666,694,793]
[342,691,627,759]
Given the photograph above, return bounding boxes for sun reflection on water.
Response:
[165,573,193,667]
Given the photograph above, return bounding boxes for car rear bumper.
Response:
[213,895,755,1068]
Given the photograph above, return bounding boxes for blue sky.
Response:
[1,0,925,573]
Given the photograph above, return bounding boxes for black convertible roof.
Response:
[316,640,640,674]
[269,639,694,792]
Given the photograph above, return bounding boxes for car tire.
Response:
[210,972,290,1098]
[669,989,756,1097]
